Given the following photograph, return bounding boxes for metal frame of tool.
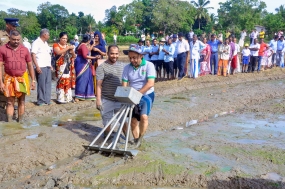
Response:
[83,87,142,157]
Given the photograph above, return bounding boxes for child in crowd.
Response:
[261,46,274,70]
[241,43,251,73]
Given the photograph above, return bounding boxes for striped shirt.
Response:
[96,61,125,101]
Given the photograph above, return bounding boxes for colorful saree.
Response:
[53,43,76,103]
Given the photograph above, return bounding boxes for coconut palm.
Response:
[85,14,95,33]
[191,0,213,29]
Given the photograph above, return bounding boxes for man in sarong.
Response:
[0,30,35,122]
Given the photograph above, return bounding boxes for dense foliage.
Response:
[0,0,285,42]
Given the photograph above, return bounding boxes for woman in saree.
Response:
[199,37,211,76]
[53,32,76,103]
[74,34,97,102]
[91,31,107,93]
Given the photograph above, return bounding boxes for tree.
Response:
[152,0,195,35]
[217,0,267,34]
[85,14,96,33]
[275,5,285,20]
[263,13,285,37]
[5,8,40,39]
[191,0,213,29]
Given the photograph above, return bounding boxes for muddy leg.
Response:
[139,114,148,137]
[18,94,25,123]
[6,97,15,122]
[131,117,139,139]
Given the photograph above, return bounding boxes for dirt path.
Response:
[1,68,285,188]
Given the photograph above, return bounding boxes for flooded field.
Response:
[1,68,285,188]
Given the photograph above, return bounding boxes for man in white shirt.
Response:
[113,34,117,45]
[248,38,260,73]
[189,35,205,78]
[250,29,258,45]
[176,32,190,80]
[239,30,247,47]
[141,33,146,46]
[31,28,52,106]
[23,37,31,52]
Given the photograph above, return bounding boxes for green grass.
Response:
[220,146,285,165]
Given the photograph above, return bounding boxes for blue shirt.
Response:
[143,45,151,61]
[158,45,165,60]
[172,40,178,58]
[150,45,159,61]
[277,40,285,51]
[268,39,277,52]
[207,39,222,53]
[164,44,175,62]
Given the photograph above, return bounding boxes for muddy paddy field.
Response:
[1,68,285,189]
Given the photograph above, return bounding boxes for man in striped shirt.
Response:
[96,45,126,137]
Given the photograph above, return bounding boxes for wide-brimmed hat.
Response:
[244,43,249,47]
[160,38,166,42]
[123,44,143,55]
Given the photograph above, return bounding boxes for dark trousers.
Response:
[250,38,253,44]
[173,58,178,69]
[272,53,276,64]
[276,51,283,66]
[210,52,219,74]
[164,61,174,75]
[156,60,163,72]
[249,56,258,72]
[257,56,263,71]
[177,52,186,78]
[35,67,52,105]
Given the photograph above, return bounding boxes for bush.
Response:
[105,35,139,45]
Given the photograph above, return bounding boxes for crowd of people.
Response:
[135,28,285,81]
[1,16,285,147]
[0,17,155,148]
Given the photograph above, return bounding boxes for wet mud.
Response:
[1,68,285,188]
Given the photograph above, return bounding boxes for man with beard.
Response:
[0,18,21,110]
[96,45,127,138]
[0,30,36,122]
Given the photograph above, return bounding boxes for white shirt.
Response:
[242,48,251,56]
[113,35,117,40]
[190,40,206,59]
[176,39,190,54]
[240,32,247,40]
[250,32,258,39]
[249,43,260,56]
[141,34,145,41]
[233,43,240,56]
[23,41,31,52]
[189,31,194,38]
[219,44,231,60]
[31,37,51,67]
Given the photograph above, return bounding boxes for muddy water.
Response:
[2,71,285,188]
